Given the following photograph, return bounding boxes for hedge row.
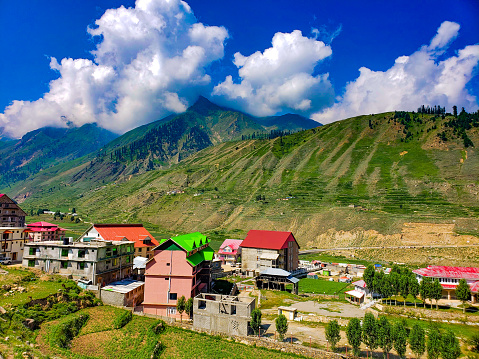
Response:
[51,314,90,349]
[113,310,132,329]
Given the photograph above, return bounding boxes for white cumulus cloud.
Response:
[212,30,334,117]
[0,0,228,138]
[313,21,479,124]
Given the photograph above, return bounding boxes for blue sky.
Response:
[1,0,478,138]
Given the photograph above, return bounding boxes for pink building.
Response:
[25,222,66,242]
[217,239,242,266]
[142,232,214,318]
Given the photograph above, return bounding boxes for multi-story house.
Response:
[0,227,29,262]
[240,230,299,274]
[25,221,66,242]
[22,238,135,285]
[79,224,159,259]
[217,239,242,266]
[143,232,214,318]
[0,194,26,227]
[0,194,29,262]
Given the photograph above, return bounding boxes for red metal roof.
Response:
[353,280,367,288]
[0,194,4,198]
[27,222,66,232]
[413,266,479,280]
[93,224,158,248]
[470,281,479,293]
[239,230,299,250]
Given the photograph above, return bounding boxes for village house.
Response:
[142,232,214,318]
[22,238,135,285]
[0,194,26,227]
[217,239,242,266]
[345,279,374,304]
[78,223,159,259]
[97,278,145,307]
[25,221,66,242]
[0,194,29,262]
[413,265,479,303]
[240,230,299,275]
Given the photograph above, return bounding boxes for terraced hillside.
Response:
[8,111,479,255]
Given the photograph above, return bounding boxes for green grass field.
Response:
[298,278,351,295]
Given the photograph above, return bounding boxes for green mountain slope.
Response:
[0,124,118,184]
[11,110,479,248]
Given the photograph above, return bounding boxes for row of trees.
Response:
[363,264,472,312]
[325,314,461,359]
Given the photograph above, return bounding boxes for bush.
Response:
[150,320,167,335]
[51,314,89,349]
[113,310,132,329]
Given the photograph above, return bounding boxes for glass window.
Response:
[169,293,177,300]
[78,250,86,258]
[61,261,68,269]
[61,249,68,257]
[28,259,35,267]
[29,247,36,255]
[78,262,85,270]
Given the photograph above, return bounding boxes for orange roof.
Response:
[93,224,158,248]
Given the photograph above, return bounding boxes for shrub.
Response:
[51,314,89,349]
[113,310,132,329]
[149,320,167,335]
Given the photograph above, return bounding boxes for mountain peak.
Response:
[188,96,222,115]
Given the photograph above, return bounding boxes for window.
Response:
[167,307,176,315]
[198,300,206,310]
[126,256,131,263]
[29,247,36,256]
[61,261,68,269]
[106,249,112,257]
[78,262,85,270]
[166,263,170,266]
[169,293,177,300]
[165,278,169,280]
[78,250,86,258]
[231,305,236,315]
[138,247,142,252]
[113,248,118,256]
[28,259,35,267]
[61,249,68,257]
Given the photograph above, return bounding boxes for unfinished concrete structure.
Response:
[193,293,256,336]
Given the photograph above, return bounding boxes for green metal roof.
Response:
[158,232,210,252]
[186,246,214,267]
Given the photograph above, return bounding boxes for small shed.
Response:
[255,268,299,294]
[307,272,318,279]
[322,270,330,276]
[278,306,297,320]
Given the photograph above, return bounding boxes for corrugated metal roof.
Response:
[260,268,291,276]
[158,232,210,252]
[240,230,299,250]
[413,266,479,280]
[94,224,159,248]
[353,280,367,288]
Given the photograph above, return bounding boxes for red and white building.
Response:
[78,224,159,259]
[240,230,299,274]
[25,222,66,242]
[413,265,479,303]
[217,239,243,266]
